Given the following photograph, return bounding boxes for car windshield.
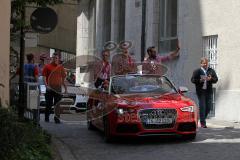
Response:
[111,75,177,94]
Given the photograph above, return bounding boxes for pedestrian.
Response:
[111,43,137,75]
[94,49,111,88]
[38,54,46,76]
[42,53,67,123]
[143,42,180,74]
[191,57,218,128]
[23,53,39,82]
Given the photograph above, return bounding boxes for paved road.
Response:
[40,113,240,160]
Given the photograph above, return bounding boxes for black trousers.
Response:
[45,89,62,119]
[197,90,213,125]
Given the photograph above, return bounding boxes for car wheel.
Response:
[183,133,196,140]
[103,116,113,143]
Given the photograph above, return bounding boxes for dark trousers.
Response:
[45,89,62,119]
[197,90,213,125]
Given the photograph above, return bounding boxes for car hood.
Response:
[114,93,195,108]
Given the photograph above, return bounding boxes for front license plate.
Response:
[146,118,173,124]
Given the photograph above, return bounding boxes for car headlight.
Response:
[116,108,135,115]
[180,106,194,112]
[116,108,124,115]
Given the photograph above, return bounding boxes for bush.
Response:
[0,108,52,160]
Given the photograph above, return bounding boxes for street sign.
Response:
[30,7,58,34]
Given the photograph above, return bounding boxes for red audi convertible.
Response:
[87,74,198,142]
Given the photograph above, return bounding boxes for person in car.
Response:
[112,44,137,75]
[143,41,180,74]
[94,49,111,88]
[42,53,67,123]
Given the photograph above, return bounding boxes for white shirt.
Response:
[201,67,208,90]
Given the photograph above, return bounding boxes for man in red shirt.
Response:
[42,53,67,123]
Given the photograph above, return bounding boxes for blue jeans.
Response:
[197,90,213,125]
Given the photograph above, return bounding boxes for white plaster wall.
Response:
[199,0,240,121]
[0,0,10,107]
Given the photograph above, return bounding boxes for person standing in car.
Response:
[42,53,67,123]
[112,45,137,75]
[191,57,218,128]
[143,41,180,74]
[94,49,111,88]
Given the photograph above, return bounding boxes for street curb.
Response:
[52,136,77,160]
[207,123,229,128]
[207,120,240,129]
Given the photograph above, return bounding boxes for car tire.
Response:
[103,116,114,143]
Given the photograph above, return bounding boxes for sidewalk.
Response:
[207,118,240,129]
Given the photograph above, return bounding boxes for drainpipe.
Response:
[18,7,25,118]
[141,0,146,61]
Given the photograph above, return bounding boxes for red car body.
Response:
[87,74,198,141]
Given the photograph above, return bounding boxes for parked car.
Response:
[72,94,88,112]
[87,74,198,142]
[66,69,76,84]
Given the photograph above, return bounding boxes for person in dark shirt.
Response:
[191,57,218,128]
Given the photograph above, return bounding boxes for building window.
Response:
[159,0,178,54]
[203,35,218,117]
[203,35,218,71]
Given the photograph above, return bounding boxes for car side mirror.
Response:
[178,86,189,93]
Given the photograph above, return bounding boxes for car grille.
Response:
[138,109,177,129]
[116,124,139,133]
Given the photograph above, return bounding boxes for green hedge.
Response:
[0,108,52,160]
